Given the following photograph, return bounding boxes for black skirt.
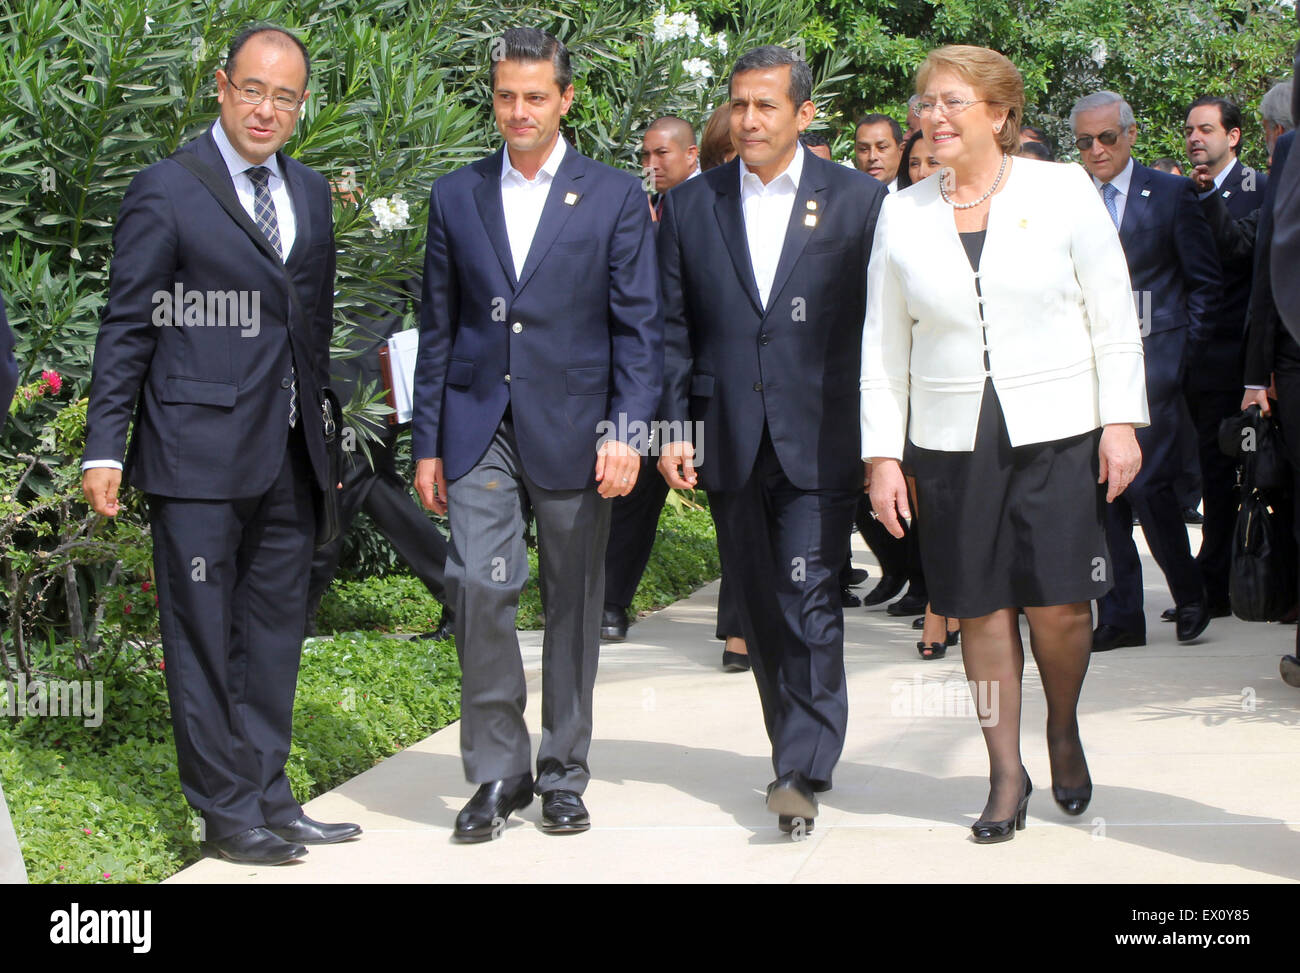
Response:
[910,379,1112,618]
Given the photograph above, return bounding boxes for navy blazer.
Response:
[412,143,662,490]
[1243,130,1295,386]
[83,130,336,498]
[659,147,887,493]
[1,295,16,429]
[1116,162,1222,383]
[1191,159,1267,391]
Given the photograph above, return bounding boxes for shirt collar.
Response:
[211,120,283,183]
[501,136,567,185]
[739,142,805,195]
[1213,156,1238,191]
[1091,156,1134,196]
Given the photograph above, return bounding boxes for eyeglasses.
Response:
[225,77,304,113]
[1074,129,1121,151]
[916,98,984,118]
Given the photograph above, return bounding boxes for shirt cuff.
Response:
[81,460,123,471]
[1244,385,1268,391]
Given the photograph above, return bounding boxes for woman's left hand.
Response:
[1098,424,1142,502]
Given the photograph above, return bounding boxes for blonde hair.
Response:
[916,45,1024,156]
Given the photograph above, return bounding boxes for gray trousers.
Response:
[446,418,611,794]
[0,779,27,884]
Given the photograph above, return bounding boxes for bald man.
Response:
[641,116,700,222]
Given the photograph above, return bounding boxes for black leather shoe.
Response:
[1052,781,1093,816]
[886,592,928,617]
[722,649,750,672]
[840,586,861,608]
[1182,507,1204,524]
[1166,599,1229,622]
[843,567,869,587]
[778,814,814,835]
[1092,624,1145,652]
[1175,601,1211,643]
[972,771,1032,844]
[912,616,926,630]
[600,608,628,642]
[454,773,533,842]
[205,827,307,865]
[269,814,362,845]
[766,770,818,821]
[539,790,590,834]
[419,608,455,642]
[1281,655,1300,688]
[862,574,906,607]
[1160,607,1176,622]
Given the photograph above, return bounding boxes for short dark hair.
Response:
[489,27,572,93]
[646,115,697,148]
[855,113,902,144]
[800,131,830,147]
[1017,140,1053,161]
[728,45,813,108]
[1150,156,1183,174]
[225,24,311,89]
[1187,95,1244,153]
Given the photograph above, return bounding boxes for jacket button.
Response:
[759,333,769,345]
[753,382,763,391]
[504,374,511,383]
[512,322,523,333]
[280,377,292,389]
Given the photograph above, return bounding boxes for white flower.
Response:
[715,33,728,54]
[682,57,713,80]
[369,195,411,237]
[144,15,154,34]
[652,8,701,43]
[1089,38,1107,68]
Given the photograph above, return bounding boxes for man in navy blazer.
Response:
[412,28,661,840]
[658,45,886,833]
[1184,96,1268,618]
[1072,91,1223,651]
[81,25,359,864]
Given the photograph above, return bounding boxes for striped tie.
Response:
[247,166,296,428]
[1102,181,1120,230]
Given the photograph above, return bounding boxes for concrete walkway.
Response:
[170,530,1300,883]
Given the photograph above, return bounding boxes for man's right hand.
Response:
[82,468,123,518]
[1190,164,1215,194]
[658,441,697,489]
[415,457,448,516]
[1241,387,1271,416]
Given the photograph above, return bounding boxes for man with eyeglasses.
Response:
[1069,91,1223,653]
[81,24,360,865]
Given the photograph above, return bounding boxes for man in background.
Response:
[641,115,699,222]
[854,113,903,191]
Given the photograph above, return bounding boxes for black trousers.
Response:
[307,435,448,625]
[149,425,315,841]
[602,452,670,613]
[1268,328,1300,651]
[1187,386,1244,608]
[708,426,857,786]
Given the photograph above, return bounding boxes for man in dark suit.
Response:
[1242,41,1300,689]
[1181,96,1268,619]
[1,295,27,884]
[658,45,886,834]
[81,25,359,865]
[1071,90,1223,651]
[305,278,451,640]
[412,28,661,840]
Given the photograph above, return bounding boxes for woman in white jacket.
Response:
[862,46,1148,843]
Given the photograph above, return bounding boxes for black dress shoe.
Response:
[600,608,628,642]
[1091,624,1145,652]
[1160,607,1176,623]
[454,773,534,842]
[1175,601,1211,643]
[1052,781,1093,816]
[269,814,362,845]
[972,771,1032,844]
[862,574,906,607]
[843,567,869,587]
[840,586,861,608]
[205,827,307,865]
[418,608,455,642]
[1182,507,1204,524]
[766,770,818,821]
[722,649,750,672]
[778,814,814,834]
[1281,655,1300,688]
[539,790,590,834]
[886,592,928,617]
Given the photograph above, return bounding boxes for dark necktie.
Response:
[247,166,296,428]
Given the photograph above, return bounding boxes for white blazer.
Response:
[860,157,1150,460]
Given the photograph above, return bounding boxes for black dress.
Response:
[907,229,1113,618]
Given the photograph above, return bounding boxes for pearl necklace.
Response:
[939,153,1008,209]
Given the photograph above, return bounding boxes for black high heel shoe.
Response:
[1051,779,1092,816]
[916,617,960,659]
[971,771,1032,844]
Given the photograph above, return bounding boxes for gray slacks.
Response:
[446,418,611,794]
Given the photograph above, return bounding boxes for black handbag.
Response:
[1229,442,1296,622]
[169,150,342,549]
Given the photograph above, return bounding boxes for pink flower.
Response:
[41,370,62,394]
[102,872,111,879]
[82,828,92,835]
[58,865,65,870]
[141,581,151,592]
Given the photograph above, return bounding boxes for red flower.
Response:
[158,660,165,671]
[123,604,132,614]
[141,581,151,592]
[41,370,62,394]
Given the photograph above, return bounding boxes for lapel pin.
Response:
[564,191,580,206]
[1140,188,1151,197]
[1018,218,1028,229]
[806,200,818,211]
[804,213,818,227]
[1223,190,1232,198]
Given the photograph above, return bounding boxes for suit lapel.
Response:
[279,152,312,266]
[190,131,286,269]
[472,149,517,288]
[515,145,585,294]
[766,146,825,315]
[711,161,763,315]
[1119,163,1152,247]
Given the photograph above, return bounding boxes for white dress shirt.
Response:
[82,121,299,472]
[501,136,567,279]
[1091,156,1135,229]
[739,144,805,309]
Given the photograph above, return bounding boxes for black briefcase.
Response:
[1218,404,1288,490]
[1229,447,1296,622]
[315,387,344,549]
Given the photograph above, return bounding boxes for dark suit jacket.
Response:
[1116,162,1222,388]
[1190,160,1267,391]
[1,295,16,429]
[1243,130,1295,386]
[83,129,335,498]
[658,146,887,493]
[411,142,662,490]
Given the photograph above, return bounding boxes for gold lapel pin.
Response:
[806,200,818,211]
[804,214,818,227]
[1140,189,1151,197]
[564,191,580,206]
[1018,218,1028,229]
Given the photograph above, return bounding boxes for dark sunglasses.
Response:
[1074,129,1121,151]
